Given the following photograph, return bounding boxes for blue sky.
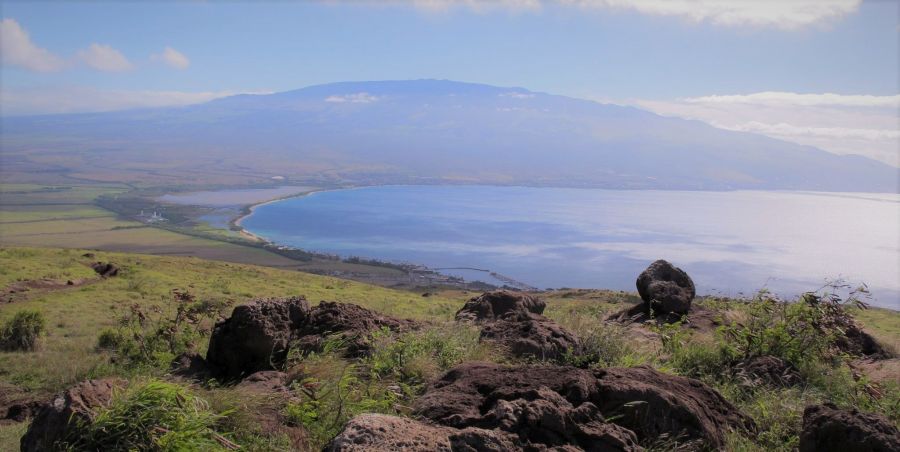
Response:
[1,1,898,164]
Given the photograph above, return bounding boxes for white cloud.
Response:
[152,46,190,70]
[627,92,900,166]
[405,0,861,29]
[325,92,381,103]
[0,86,271,116]
[683,92,900,108]
[76,43,133,72]
[563,0,861,29]
[0,18,65,72]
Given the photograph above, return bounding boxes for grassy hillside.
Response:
[1,247,898,451]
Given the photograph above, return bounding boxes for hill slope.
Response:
[2,80,897,191]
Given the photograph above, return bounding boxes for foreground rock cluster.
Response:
[18,259,900,451]
[457,290,580,362]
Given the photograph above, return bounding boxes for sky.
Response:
[1,0,898,165]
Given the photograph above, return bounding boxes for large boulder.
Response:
[414,362,751,450]
[295,301,418,357]
[799,403,900,452]
[480,312,581,362]
[635,260,695,315]
[20,378,125,452]
[206,296,310,379]
[593,366,755,448]
[455,290,545,323]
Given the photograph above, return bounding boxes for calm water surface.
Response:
[242,186,900,309]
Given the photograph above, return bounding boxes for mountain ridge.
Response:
[2,79,897,192]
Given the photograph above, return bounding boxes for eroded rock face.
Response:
[480,312,581,362]
[799,403,900,452]
[414,362,751,450]
[206,296,310,379]
[455,290,546,323]
[294,301,418,357]
[635,260,695,315]
[20,378,125,452]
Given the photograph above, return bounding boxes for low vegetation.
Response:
[0,247,898,451]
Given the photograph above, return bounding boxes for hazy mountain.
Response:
[3,80,897,191]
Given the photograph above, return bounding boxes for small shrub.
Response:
[285,351,399,449]
[364,325,489,387]
[0,310,46,351]
[97,290,225,370]
[61,380,236,451]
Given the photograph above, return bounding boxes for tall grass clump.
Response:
[96,290,225,371]
[61,380,237,451]
[0,310,46,351]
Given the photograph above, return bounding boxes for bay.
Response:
[242,185,900,309]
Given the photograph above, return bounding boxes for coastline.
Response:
[229,187,330,242]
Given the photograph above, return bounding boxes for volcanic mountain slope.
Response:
[2,79,897,191]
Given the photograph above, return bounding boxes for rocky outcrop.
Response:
[480,312,581,362]
[294,301,418,357]
[413,362,750,449]
[837,324,893,359]
[455,290,545,323]
[90,262,119,277]
[206,296,310,379]
[799,403,900,452]
[20,378,125,452]
[593,366,755,448]
[635,260,695,315]
[206,298,417,380]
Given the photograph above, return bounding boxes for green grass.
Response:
[0,247,463,396]
[1,246,898,451]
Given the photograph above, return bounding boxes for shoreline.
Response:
[229,187,337,242]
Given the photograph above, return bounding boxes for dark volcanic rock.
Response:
[455,290,546,323]
[295,301,418,357]
[799,403,900,452]
[170,352,213,380]
[480,312,581,362]
[735,355,801,387]
[20,378,125,452]
[206,296,310,379]
[593,366,755,448]
[635,260,695,315]
[414,362,752,449]
[837,324,894,359]
[90,261,119,277]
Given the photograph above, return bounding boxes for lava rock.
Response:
[415,362,752,449]
[20,378,125,452]
[294,301,418,357]
[455,290,546,323]
[735,355,801,387]
[90,262,119,277]
[480,312,581,362]
[799,403,900,452]
[206,296,310,379]
[635,260,695,315]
